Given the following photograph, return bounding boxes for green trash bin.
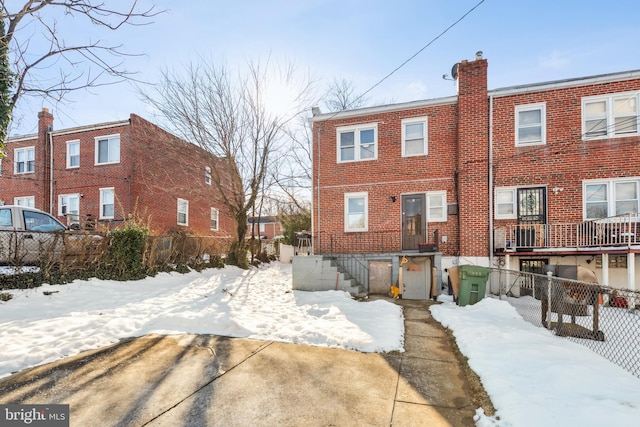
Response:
[457,265,490,306]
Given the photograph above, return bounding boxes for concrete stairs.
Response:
[291,255,367,297]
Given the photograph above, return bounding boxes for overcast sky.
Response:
[8,0,640,136]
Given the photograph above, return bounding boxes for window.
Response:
[99,188,115,219]
[402,117,428,156]
[210,208,219,231]
[66,140,80,168]
[516,103,546,146]
[344,192,368,232]
[205,166,212,185]
[427,191,447,222]
[177,198,188,226]
[14,196,35,208]
[584,178,640,220]
[337,123,377,162]
[495,187,517,219]
[0,208,12,227]
[95,135,120,165]
[58,194,80,224]
[14,147,35,174]
[583,93,639,139]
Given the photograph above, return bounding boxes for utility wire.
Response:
[354,0,486,107]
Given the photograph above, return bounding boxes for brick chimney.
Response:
[37,108,54,212]
[456,53,490,258]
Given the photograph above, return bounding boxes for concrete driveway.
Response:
[0,299,479,426]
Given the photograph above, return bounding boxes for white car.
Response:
[0,205,79,265]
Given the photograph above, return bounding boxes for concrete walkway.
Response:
[0,299,478,426]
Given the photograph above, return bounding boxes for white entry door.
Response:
[401,257,430,300]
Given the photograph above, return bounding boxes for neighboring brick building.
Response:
[247,216,282,240]
[1,110,234,238]
[308,53,640,298]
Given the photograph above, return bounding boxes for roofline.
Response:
[7,118,131,142]
[490,68,640,97]
[309,96,458,123]
[309,68,640,122]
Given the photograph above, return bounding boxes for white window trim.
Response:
[401,116,428,157]
[94,134,121,165]
[58,193,80,217]
[66,140,80,169]
[210,207,219,231]
[515,103,546,146]
[14,196,35,208]
[494,187,517,220]
[583,177,640,220]
[177,198,189,226]
[14,146,35,174]
[344,191,368,232]
[426,191,447,222]
[582,92,640,140]
[99,187,115,219]
[336,123,378,163]
[205,166,212,185]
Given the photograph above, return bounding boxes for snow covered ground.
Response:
[1,262,639,426]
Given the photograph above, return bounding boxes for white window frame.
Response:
[14,146,35,174]
[426,191,447,222]
[583,177,640,220]
[95,134,120,165]
[14,196,35,208]
[582,92,640,140]
[210,208,219,231]
[494,187,517,220]
[58,193,80,221]
[66,140,80,169]
[336,123,378,163]
[344,192,368,232]
[99,187,115,219]
[402,116,428,157]
[177,198,189,226]
[515,103,546,146]
[205,166,212,185]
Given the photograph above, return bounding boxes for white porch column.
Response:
[627,253,636,291]
[601,253,609,287]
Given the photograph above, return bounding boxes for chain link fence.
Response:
[487,267,640,378]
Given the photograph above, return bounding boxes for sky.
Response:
[1,262,639,426]
[7,0,640,136]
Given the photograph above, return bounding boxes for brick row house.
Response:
[1,109,233,239]
[304,53,640,299]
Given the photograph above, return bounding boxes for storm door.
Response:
[402,194,426,251]
[516,187,547,248]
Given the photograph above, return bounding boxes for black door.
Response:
[402,194,426,251]
[516,187,547,248]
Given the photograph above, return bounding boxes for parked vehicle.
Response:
[0,205,98,265]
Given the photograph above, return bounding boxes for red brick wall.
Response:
[492,79,640,226]
[1,111,234,237]
[312,102,460,255]
[457,58,490,257]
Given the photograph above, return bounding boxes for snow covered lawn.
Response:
[1,262,639,426]
[0,262,403,378]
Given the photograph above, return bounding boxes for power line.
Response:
[355,0,486,106]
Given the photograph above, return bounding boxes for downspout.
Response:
[48,128,54,215]
[315,123,321,253]
[488,94,494,267]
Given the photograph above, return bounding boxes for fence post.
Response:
[546,271,553,329]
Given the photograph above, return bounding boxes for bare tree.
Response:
[322,77,368,112]
[141,59,313,268]
[273,77,369,212]
[0,0,162,156]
